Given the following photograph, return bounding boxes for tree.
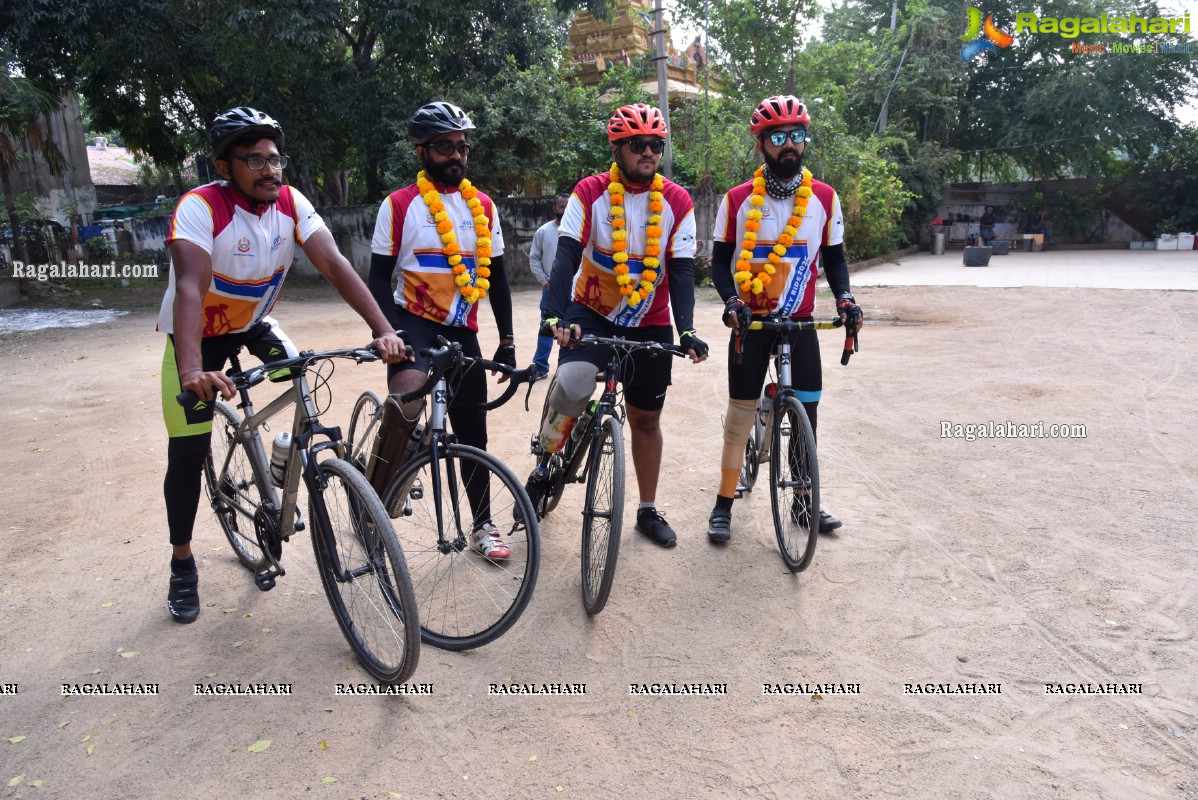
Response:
[0,64,67,265]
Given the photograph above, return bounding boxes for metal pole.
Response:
[653,0,673,177]
[878,0,898,132]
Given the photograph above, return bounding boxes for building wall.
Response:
[8,94,97,224]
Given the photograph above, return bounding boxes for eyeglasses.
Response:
[423,141,471,156]
[767,129,808,147]
[229,154,289,170]
[623,138,667,155]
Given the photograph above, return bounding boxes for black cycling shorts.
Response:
[558,305,673,412]
[726,318,822,403]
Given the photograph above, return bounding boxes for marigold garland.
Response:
[734,166,813,296]
[416,170,491,304]
[608,163,663,308]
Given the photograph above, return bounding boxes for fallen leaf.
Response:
[585,654,593,661]
[246,739,272,753]
[58,722,69,729]
[627,710,635,718]
[205,672,216,679]
[80,734,94,743]
[556,786,564,792]
[1119,723,1129,730]
[386,793,403,800]
[811,693,823,702]
[320,777,337,784]
[119,651,138,659]
[262,628,271,634]
[529,754,537,762]
[6,736,26,744]
[101,602,114,608]
[1105,619,1118,626]
[232,642,244,649]
[244,613,252,618]
[7,776,23,787]
[90,669,101,675]
[86,743,95,756]
[223,608,237,614]
[323,708,333,713]
[346,664,355,670]
[28,779,44,787]
[319,740,327,750]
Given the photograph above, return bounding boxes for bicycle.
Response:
[734,316,858,573]
[181,347,420,684]
[527,334,687,616]
[349,341,543,651]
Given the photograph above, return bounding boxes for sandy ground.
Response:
[1,279,1196,799]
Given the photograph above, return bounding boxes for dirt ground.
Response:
[1,279,1195,799]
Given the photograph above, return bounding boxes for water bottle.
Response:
[269,431,292,487]
[757,388,772,429]
[402,422,427,463]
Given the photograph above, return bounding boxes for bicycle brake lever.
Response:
[524,377,535,412]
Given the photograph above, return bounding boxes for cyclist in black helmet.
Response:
[159,106,406,623]
[364,101,517,560]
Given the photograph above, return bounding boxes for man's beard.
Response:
[421,154,466,186]
[763,148,803,181]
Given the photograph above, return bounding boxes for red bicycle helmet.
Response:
[749,95,811,136]
[607,103,668,142]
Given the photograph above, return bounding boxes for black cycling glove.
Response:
[679,330,708,358]
[492,343,517,370]
[722,297,753,331]
[836,292,863,328]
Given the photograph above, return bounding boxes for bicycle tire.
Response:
[384,443,540,651]
[347,390,384,473]
[204,400,267,569]
[311,457,420,684]
[769,396,820,573]
[580,416,624,616]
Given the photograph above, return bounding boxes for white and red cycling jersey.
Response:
[558,172,696,328]
[714,178,843,318]
[157,182,324,336]
[370,183,505,332]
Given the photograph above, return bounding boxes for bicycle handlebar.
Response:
[570,333,689,358]
[395,338,543,412]
[175,346,388,407]
[735,317,860,366]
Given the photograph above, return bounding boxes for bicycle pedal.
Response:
[294,508,305,532]
[254,570,278,592]
[734,486,748,499]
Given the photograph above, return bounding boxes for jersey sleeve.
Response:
[371,196,399,256]
[289,188,326,244]
[823,189,845,247]
[668,206,697,259]
[558,190,588,244]
[489,201,505,258]
[712,193,734,243]
[166,193,216,254]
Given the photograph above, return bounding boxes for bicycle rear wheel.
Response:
[204,400,267,569]
[385,444,540,651]
[581,416,624,616]
[769,396,820,573]
[347,390,384,473]
[311,458,420,684]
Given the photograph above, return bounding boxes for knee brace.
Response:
[721,398,757,471]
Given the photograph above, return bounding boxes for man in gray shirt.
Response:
[529,192,570,377]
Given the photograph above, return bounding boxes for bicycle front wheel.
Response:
[581,416,624,616]
[311,458,420,684]
[739,401,765,494]
[204,400,267,569]
[385,444,540,651]
[769,396,820,573]
[347,390,384,473]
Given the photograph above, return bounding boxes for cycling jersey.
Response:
[558,173,696,328]
[370,183,505,332]
[714,178,843,318]
[157,182,325,335]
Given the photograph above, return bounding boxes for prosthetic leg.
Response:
[365,395,423,504]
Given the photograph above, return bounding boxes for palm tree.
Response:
[1,65,67,265]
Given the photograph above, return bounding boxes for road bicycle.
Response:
[348,342,542,651]
[526,334,687,616]
[734,316,857,573]
[182,347,420,684]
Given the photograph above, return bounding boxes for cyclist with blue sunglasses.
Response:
[706,95,862,544]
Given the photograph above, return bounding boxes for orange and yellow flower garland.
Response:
[417,170,491,304]
[734,166,813,295]
[608,163,663,308]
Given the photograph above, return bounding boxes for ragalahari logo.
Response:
[961,8,1016,61]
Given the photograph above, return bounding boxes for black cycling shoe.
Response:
[515,469,548,524]
[707,507,732,544]
[167,571,200,624]
[818,509,843,533]
[636,508,677,549]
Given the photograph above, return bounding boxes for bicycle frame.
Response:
[211,357,357,588]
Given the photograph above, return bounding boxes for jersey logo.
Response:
[434,389,447,404]
[426,211,436,224]
[270,235,287,252]
[780,352,791,366]
[759,205,772,219]
[236,237,252,253]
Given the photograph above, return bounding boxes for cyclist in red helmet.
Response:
[519,103,708,549]
[706,95,863,544]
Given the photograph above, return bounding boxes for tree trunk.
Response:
[1,167,29,266]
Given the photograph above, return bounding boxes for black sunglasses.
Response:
[424,141,471,156]
[766,129,808,147]
[623,138,667,155]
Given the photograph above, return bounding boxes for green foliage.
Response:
[1126,125,1198,234]
[83,235,113,262]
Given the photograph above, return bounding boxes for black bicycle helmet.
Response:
[408,102,475,145]
[208,107,284,160]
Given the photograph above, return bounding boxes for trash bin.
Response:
[931,231,946,255]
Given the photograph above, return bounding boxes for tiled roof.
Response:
[87,144,140,186]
